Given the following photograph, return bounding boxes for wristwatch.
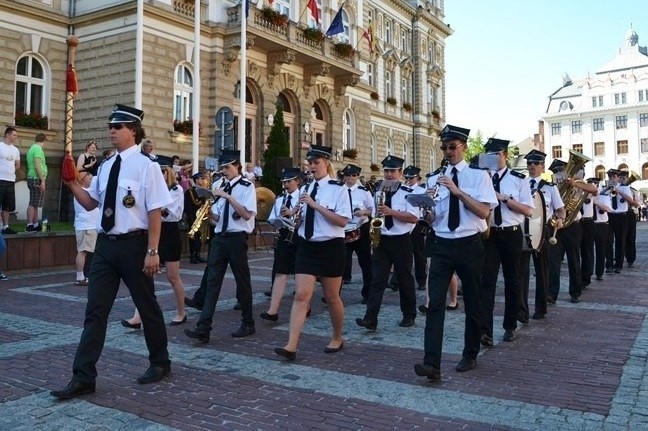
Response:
[147,249,158,256]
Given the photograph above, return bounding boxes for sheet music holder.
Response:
[194,187,215,200]
[406,193,436,208]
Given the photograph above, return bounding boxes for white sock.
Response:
[76,271,84,280]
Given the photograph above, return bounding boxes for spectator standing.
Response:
[26,133,48,231]
[73,172,99,285]
[76,141,99,176]
[0,127,20,234]
[253,160,263,181]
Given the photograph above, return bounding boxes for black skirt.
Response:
[274,229,299,274]
[295,238,346,277]
[160,222,181,262]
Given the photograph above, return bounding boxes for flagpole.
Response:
[135,0,144,109]
[239,1,247,167]
[192,0,200,175]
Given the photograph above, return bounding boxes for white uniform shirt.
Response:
[490,168,534,227]
[427,160,498,239]
[269,188,301,224]
[375,183,419,236]
[581,196,595,218]
[297,175,351,241]
[0,142,20,182]
[528,175,564,219]
[88,145,173,234]
[212,175,257,234]
[593,192,611,223]
[611,184,631,213]
[74,196,100,231]
[162,186,184,223]
[344,183,374,227]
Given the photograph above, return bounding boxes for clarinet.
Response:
[285,179,313,244]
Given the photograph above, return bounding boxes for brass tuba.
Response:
[548,150,591,244]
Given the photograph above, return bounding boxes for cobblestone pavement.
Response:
[1,223,647,430]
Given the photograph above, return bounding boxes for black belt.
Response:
[580,217,593,221]
[99,230,148,240]
[490,225,519,232]
[434,232,481,244]
[215,231,246,238]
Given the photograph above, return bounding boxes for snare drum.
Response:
[344,222,361,243]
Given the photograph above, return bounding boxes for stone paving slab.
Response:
[0,223,647,430]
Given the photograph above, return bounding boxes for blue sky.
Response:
[444,1,647,144]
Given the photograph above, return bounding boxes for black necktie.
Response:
[612,194,618,210]
[348,188,353,211]
[530,179,536,191]
[448,167,460,231]
[220,183,233,233]
[593,204,598,221]
[285,194,292,209]
[384,191,394,229]
[493,172,502,226]
[101,154,121,233]
[304,182,319,239]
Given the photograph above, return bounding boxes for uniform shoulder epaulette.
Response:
[469,163,487,170]
[328,180,344,186]
[141,150,156,161]
[510,170,526,179]
[358,185,367,191]
[400,185,413,193]
[240,179,252,187]
[417,183,426,189]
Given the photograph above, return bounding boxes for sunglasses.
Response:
[440,144,462,151]
[108,124,124,130]
[346,173,359,177]
[526,161,542,166]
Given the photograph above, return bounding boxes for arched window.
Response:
[342,109,355,150]
[174,63,193,121]
[386,137,393,156]
[618,163,629,174]
[15,54,48,117]
[371,134,377,164]
[595,164,606,180]
[642,162,648,180]
[277,93,292,113]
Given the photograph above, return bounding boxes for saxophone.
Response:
[187,178,227,243]
[369,190,385,249]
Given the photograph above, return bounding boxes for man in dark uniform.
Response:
[618,171,639,268]
[356,155,420,330]
[479,138,533,345]
[579,178,599,287]
[414,125,498,380]
[605,169,628,274]
[185,150,257,343]
[52,104,173,399]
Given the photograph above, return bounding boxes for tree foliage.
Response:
[261,107,290,194]
[464,130,485,162]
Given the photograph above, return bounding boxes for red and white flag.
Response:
[307,0,320,26]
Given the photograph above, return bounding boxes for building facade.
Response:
[0,0,452,219]
[543,27,648,180]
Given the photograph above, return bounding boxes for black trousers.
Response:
[72,235,170,383]
[343,222,372,299]
[625,210,637,265]
[424,234,484,369]
[363,234,416,323]
[519,227,550,318]
[480,228,523,337]
[188,235,202,258]
[593,223,609,278]
[388,223,427,288]
[197,232,254,333]
[606,213,627,270]
[190,238,214,307]
[579,218,594,285]
[548,222,583,300]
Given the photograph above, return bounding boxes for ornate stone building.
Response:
[0,0,451,218]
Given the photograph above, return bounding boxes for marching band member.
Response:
[605,169,629,274]
[341,163,374,302]
[403,166,429,291]
[479,138,533,345]
[618,171,640,268]
[184,171,209,264]
[184,149,257,344]
[355,155,419,331]
[579,178,599,288]
[590,178,612,281]
[261,167,302,322]
[414,124,497,380]
[518,150,565,320]
[274,145,351,361]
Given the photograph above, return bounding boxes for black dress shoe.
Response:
[260,312,278,322]
[570,296,580,304]
[414,363,441,380]
[418,304,428,314]
[137,365,170,384]
[546,296,556,304]
[51,380,96,400]
[596,275,603,281]
[231,323,255,338]
[121,319,141,329]
[627,262,634,268]
[233,302,242,311]
[324,342,344,353]
[355,318,377,331]
[184,297,203,310]
[274,347,296,361]
[614,268,621,274]
[503,329,516,342]
[517,314,529,324]
[398,317,415,328]
[169,315,187,326]
[480,334,494,347]
[189,257,199,264]
[184,328,209,343]
[532,312,546,320]
[264,290,272,297]
[455,357,477,372]
[605,268,614,274]
[446,303,458,311]
[416,285,426,291]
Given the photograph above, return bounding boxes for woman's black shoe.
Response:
[418,305,428,314]
[260,312,279,322]
[446,303,459,310]
[274,347,296,361]
[120,319,141,329]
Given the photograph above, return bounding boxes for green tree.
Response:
[261,107,290,194]
[464,130,485,162]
